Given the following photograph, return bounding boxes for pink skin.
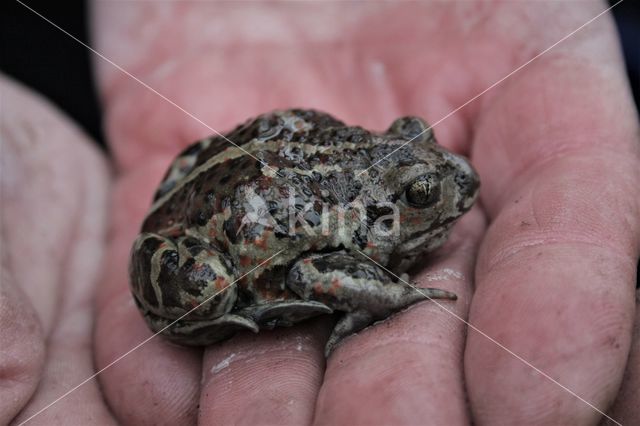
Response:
[91,1,640,424]
[3,1,639,425]
[1,76,115,424]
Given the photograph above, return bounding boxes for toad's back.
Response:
[129,109,479,355]
[142,109,384,239]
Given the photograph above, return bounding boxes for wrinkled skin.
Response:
[2,1,640,425]
[129,109,479,356]
[1,76,115,424]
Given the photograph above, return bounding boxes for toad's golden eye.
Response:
[405,175,440,207]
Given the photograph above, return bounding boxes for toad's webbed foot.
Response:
[323,310,373,357]
[287,251,456,356]
[137,307,259,346]
[238,300,333,329]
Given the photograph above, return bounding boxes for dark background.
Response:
[2,1,103,145]
[1,1,639,150]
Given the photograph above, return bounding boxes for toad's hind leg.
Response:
[130,233,259,345]
[287,251,457,356]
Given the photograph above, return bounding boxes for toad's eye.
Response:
[404,175,440,207]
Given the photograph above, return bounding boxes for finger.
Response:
[466,55,640,424]
[13,127,114,424]
[0,275,44,425]
[0,78,69,334]
[199,318,330,425]
[606,289,640,424]
[0,76,48,424]
[0,75,116,423]
[313,209,484,425]
[94,165,203,425]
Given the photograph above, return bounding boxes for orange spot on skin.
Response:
[409,215,422,225]
[257,176,274,189]
[260,258,272,266]
[240,256,252,267]
[366,241,377,248]
[303,258,312,264]
[214,276,227,290]
[313,282,323,294]
[329,278,341,296]
[254,237,268,250]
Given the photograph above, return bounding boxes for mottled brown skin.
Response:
[129,109,479,355]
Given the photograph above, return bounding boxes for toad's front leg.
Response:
[130,233,259,345]
[287,251,457,356]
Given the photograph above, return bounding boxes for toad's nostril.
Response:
[455,171,471,191]
[454,163,480,200]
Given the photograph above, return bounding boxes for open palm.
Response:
[8,1,638,425]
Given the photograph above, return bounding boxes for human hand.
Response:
[0,75,115,424]
[91,1,640,424]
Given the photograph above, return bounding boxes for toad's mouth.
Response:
[384,225,453,274]
[395,223,454,257]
